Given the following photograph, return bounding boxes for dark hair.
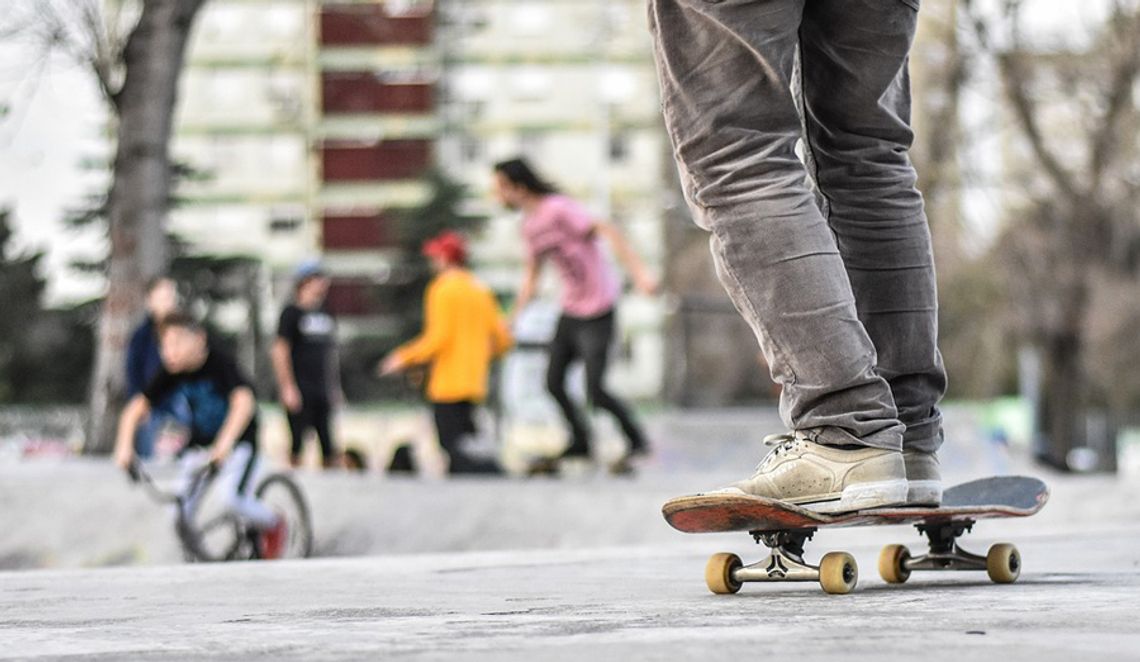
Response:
[493,158,559,195]
[157,310,205,336]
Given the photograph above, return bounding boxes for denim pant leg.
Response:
[649,0,904,450]
[799,1,947,452]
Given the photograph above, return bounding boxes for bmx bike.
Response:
[127,457,314,562]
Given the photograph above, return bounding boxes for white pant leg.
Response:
[174,448,210,524]
[216,443,278,529]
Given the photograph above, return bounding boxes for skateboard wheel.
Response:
[986,543,1020,583]
[705,552,743,594]
[819,552,858,595]
[878,544,911,584]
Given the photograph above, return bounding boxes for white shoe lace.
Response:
[753,432,809,472]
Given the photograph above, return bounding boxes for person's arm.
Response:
[209,386,256,465]
[511,256,544,322]
[272,307,303,413]
[593,221,659,295]
[490,298,514,359]
[380,283,455,374]
[271,337,302,413]
[125,325,147,397]
[113,394,152,470]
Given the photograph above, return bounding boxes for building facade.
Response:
[171,0,668,399]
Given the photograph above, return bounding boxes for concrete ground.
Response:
[3,520,1139,661]
[3,407,1140,659]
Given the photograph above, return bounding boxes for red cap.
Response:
[422,231,467,265]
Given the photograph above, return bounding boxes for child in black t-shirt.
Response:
[113,313,286,557]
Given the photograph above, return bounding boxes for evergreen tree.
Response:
[392,170,488,337]
[0,210,95,403]
[0,210,47,402]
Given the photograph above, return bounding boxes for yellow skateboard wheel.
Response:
[878,544,912,584]
[986,543,1020,583]
[819,551,858,595]
[705,552,743,594]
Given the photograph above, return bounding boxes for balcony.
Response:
[322,212,396,250]
[326,278,382,316]
[321,139,432,182]
[320,5,433,47]
[322,74,434,114]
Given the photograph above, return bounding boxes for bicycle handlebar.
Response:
[126,458,218,505]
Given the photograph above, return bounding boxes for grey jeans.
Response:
[649,0,946,452]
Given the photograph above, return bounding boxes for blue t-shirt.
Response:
[142,350,258,448]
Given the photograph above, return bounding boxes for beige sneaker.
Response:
[903,449,942,506]
[715,433,907,514]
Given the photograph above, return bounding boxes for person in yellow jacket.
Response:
[379,231,513,474]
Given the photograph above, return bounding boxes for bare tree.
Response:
[966,0,1140,469]
[4,0,210,452]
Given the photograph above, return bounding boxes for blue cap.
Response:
[294,259,326,282]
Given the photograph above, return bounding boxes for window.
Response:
[509,6,551,35]
[518,131,546,160]
[461,135,482,163]
[609,131,630,162]
[269,206,304,234]
[510,68,551,101]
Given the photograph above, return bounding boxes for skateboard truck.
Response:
[878,519,1022,585]
[705,528,859,595]
[735,529,820,583]
[905,520,988,571]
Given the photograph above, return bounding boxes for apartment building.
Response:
[434,0,668,398]
[172,0,437,334]
[170,0,668,398]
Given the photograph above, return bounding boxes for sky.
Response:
[0,39,107,305]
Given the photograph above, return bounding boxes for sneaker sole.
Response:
[906,480,943,507]
[801,479,909,515]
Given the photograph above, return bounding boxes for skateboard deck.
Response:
[663,475,1049,534]
[662,476,1049,595]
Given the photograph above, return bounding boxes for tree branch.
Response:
[965,0,1085,201]
[1088,7,1140,182]
[995,51,1084,201]
[79,0,123,108]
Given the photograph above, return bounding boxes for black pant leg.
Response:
[287,406,310,460]
[433,401,500,474]
[545,316,591,454]
[308,396,337,464]
[433,402,464,458]
[578,312,648,453]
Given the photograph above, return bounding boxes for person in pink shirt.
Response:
[494,158,659,475]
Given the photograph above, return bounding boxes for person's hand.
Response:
[114,443,134,472]
[378,354,405,377]
[209,443,231,467]
[281,384,303,414]
[634,271,661,296]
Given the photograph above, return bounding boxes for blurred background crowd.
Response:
[1,0,1139,480]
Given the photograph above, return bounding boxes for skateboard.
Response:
[662,475,1049,595]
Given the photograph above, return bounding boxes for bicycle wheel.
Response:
[180,474,245,562]
[255,473,314,559]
